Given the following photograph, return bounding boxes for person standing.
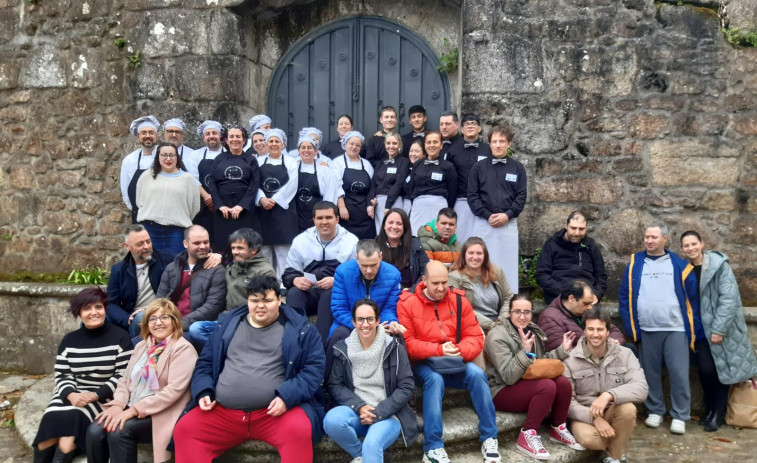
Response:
[401,105,430,153]
[162,118,193,161]
[333,131,377,240]
[365,106,398,166]
[402,139,426,214]
[295,134,340,232]
[438,111,460,160]
[120,116,159,223]
[467,124,526,293]
[186,120,225,238]
[618,224,703,435]
[372,133,410,234]
[243,114,272,152]
[408,132,457,238]
[322,114,354,159]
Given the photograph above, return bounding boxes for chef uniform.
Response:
[332,131,376,240]
[243,114,272,152]
[186,120,224,239]
[372,155,410,234]
[162,118,193,161]
[120,116,159,224]
[294,135,340,232]
[446,136,492,243]
[408,157,457,237]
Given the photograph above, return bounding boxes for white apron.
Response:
[453,197,476,244]
[410,195,448,237]
[471,217,519,293]
[374,195,405,234]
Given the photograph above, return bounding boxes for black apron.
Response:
[127,151,148,224]
[259,158,298,245]
[341,155,376,239]
[296,162,323,232]
[211,153,260,252]
[193,149,217,237]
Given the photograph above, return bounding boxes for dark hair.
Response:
[352,298,379,319]
[566,210,587,224]
[560,280,593,302]
[70,287,107,318]
[680,230,702,245]
[124,224,147,241]
[151,142,187,178]
[223,125,249,151]
[437,208,457,221]
[582,307,612,330]
[376,208,412,270]
[228,228,263,252]
[337,114,354,126]
[451,237,498,286]
[312,201,338,219]
[440,111,458,123]
[461,113,480,125]
[508,293,532,310]
[408,105,426,116]
[184,224,208,241]
[247,275,281,297]
[488,124,514,143]
[357,239,381,258]
[408,139,426,160]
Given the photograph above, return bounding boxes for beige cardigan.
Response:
[106,336,197,463]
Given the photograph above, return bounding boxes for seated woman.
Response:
[372,133,410,234]
[449,237,513,333]
[86,299,197,463]
[376,208,428,290]
[324,299,418,463]
[484,294,583,460]
[136,142,200,256]
[32,288,132,463]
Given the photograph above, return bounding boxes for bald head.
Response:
[423,261,450,301]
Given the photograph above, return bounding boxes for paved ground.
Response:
[1,371,756,463]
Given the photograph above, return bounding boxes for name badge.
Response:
[387,167,397,174]
[431,172,443,181]
[405,175,411,183]
[505,173,518,182]
[477,155,487,162]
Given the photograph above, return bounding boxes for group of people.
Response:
[119,106,527,291]
[31,107,756,463]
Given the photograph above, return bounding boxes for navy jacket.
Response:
[188,304,326,441]
[106,249,173,330]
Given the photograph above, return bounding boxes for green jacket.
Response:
[225,253,276,309]
[417,220,461,264]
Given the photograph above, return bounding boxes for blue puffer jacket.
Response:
[618,249,704,350]
[187,304,326,442]
[330,260,401,337]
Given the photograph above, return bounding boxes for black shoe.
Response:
[33,446,56,463]
[699,409,714,426]
[51,448,76,463]
[702,408,726,432]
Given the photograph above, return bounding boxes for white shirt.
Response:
[120,147,157,210]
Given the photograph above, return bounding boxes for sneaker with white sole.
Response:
[644,413,663,428]
[481,437,502,463]
[516,428,550,460]
[603,457,621,463]
[350,457,362,463]
[549,423,586,450]
[423,447,452,463]
[670,418,686,435]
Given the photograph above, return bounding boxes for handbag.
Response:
[725,378,757,428]
[522,358,565,380]
[424,294,466,375]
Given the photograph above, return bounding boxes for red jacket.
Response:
[398,283,484,362]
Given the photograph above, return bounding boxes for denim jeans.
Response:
[187,320,217,346]
[128,311,145,338]
[414,361,498,451]
[323,405,401,463]
[141,221,184,257]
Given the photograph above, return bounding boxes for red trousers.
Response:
[173,404,313,463]
[493,376,572,431]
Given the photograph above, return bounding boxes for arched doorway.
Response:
[267,15,451,149]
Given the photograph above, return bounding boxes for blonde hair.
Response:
[139,298,184,341]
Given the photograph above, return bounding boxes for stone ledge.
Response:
[0,282,95,298]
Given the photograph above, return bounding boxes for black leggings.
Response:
[693,340,730,412]
[86,416,153,463]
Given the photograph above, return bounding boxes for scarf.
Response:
[128,336,168,406]
[347,324,387,407]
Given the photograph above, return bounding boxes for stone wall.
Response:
[0,0,755,301]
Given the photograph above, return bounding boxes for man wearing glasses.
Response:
[162,118,193,160]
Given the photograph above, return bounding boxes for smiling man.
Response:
[120,116,160,223]
[162,118,193,160]
[401,104,430,153]
[174,274,325,463]
[536,211,607,304]
[186,120,225,235]
[563,308,648,463]
[365,106,399,165]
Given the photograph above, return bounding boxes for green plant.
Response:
[436,38,459,74]
[66,267,107,285]
[721,27,757,48]
[519,247,543,299]
[113,38,126,49]
[1,234,12,241]
[127,51,142,68]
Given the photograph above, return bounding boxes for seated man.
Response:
[538,280,626,351]
[282,201,358,340]
[398,261,501,463]
[188,227,275,345]
[173,275,325,463]
[156,225,227,338]
[563,308,648,463]
[536,211,607,303]
[417,208,461,265]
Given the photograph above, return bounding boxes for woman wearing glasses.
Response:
[324,299,417,463]
[87,298,197,463]
[484,294,583,460]
[136,142,200,256]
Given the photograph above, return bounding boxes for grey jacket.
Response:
[563,338,648,424]
[156,251,227,330]
[484,319,569,398]
[699,251,757,384]
[449,266,514,333]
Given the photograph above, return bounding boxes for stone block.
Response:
[19,44,66,88]
[0,9,16,43]
[732,215,757,245]
[462,33,544,95]
[209,10,245,55]
[649,148,739,187]
[672,113,727,136]
[125,10,211,58]
[702,191,736,212]
[130,62,170,100]
[0,105,27,122]
[43,211,81,235]
[175,55,249,102]
[535,176,623,204]
[600,209,655,256]
[0,197,18,226]
[734,117,757,136]
[67,48,102,89]
[9,165,34,190]
[612,157,643,173]
[67,0,111,20]
[517,204,577,255]
[629,114,668,139]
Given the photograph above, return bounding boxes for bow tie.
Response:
[464,142,479,148]
[413,132,425,138]
[424,160,439,165]
[492,158,507,164]
[442,140,452,145]
[383,159,395,165]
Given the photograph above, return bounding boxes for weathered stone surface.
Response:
[732,216,757,245]
[649,153,739,187]
[19,45,66,88]
[0,8,16,43]
[629,114,668,139]
[463,33,544,95]
[175,55,249,102]
[600,209,655,256]
[535,177,624,204]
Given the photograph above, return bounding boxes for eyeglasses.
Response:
[511,310,532,318]
[354,317,376,325]
[159,154,177,159]
[148,315,172,324]
[165,129,183,135]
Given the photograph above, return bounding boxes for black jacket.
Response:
[329,334,418,447]
[535,229,607,303]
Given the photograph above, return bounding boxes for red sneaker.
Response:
[516,428,550,460]
[549,423,586,450]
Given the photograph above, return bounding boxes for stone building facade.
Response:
[0,0,754,301]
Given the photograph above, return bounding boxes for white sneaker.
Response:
[350,457,362,463]
[603,457,621,463]
[481,437,502,463]
[670,418,686,435]
[423,447,452,463]
[644,414,663,428]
